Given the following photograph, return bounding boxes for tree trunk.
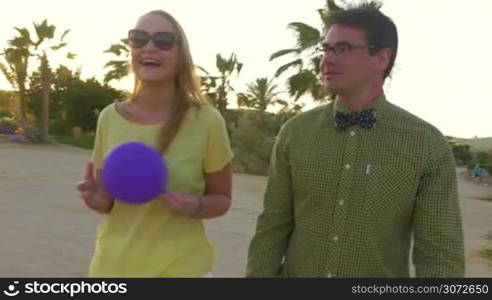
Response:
[217,85,227,116]
[17,86,27,121]
[14,73,27,121]
[41,55,50,138]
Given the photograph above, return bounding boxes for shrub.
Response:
[0,107,13,118]
[62,78,123,131]
[0,117,17,134]
[10,122,46,143]
[449,142,473,166]
[50,118,71,135]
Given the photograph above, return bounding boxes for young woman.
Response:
[76,10,233,277]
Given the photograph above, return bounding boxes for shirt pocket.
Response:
[363,164,418,216]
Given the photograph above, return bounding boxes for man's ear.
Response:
[376,48,392,74]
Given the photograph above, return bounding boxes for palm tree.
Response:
[270,0,346,102]
[271,0,384,102]
[237,77,283,112]
[0,40,30,120]
[103,41,130,84]
[199,53,243,116]
[3,20,75,136]
[30,20,75,137]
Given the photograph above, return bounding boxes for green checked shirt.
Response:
[246,94,464,278]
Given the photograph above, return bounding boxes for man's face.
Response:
[320,24,385,95]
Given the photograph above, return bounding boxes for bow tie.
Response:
[334,108,376,130]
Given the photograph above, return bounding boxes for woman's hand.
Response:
[160,163,233,219]
[160,192,201,218]
[76,161,114,214]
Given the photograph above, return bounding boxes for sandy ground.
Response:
[0,135,491,277]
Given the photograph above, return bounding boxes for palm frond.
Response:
[103,60,129,84]
[104,43,129,57]
[287,70,317,100]
[269,48,300,61]
[13,27,32,44]
[50,42,67,51]
[8,36,31,49]
[287,22,321,49]
[0,63,16,87]
[60,29,70,41]
[33,19,56,47]
[274,58,303,77]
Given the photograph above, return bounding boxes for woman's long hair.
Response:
[130,10,207,153]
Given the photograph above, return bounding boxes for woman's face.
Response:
[129,14,180,84]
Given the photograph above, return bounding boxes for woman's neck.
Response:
[135,80,176,113]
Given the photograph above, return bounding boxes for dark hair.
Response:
[324,7,398,79]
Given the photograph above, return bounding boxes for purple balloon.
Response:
[102,142,168,205]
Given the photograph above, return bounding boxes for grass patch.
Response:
[473,196,492,202]
[482,249,492,261]
[481,233,492,264]
[54,134,94,150]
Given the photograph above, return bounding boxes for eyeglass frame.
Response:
[320,41,379,57]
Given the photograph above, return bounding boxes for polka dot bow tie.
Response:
[334,108,377,130]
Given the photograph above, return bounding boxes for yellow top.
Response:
[88,103,233,277]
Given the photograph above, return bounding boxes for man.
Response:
[246,7,464,277]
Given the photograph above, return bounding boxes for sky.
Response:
[1,0,491,138]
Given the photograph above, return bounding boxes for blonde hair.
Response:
[131,10,207,153]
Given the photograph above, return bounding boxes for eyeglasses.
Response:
[320,41,376,57]
[126,29,178,51]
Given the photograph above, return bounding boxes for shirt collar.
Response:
[333,93,388,117]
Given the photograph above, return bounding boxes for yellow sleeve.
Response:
[203,107,234,173]
[90,107,108,170]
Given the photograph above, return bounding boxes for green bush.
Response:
[62,78,123,131]
[13,121,46,143]
[24,127,45,143]
[0,117,17,134]
[482,164,492,176]
[0,90,16,116]
[0,107,12,118]
[481,233,492,263]
[449,142,473,166]
[50,118,71,135]
[25,66,125,132]
[226,107,299,175]
[230,116,276,175]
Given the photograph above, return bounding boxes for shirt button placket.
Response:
[327,126,358,277]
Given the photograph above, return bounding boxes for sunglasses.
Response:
[126,29,178,51]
